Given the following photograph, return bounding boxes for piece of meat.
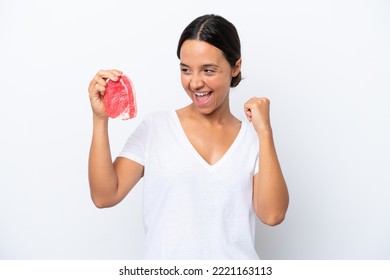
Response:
[104,75,137,120]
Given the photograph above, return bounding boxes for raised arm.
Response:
[88,70,144,208]
[244,97,289,226]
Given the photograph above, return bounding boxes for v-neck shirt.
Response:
[118,111,260,259]
[173,111,246,169]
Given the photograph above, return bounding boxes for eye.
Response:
[180,67,191,74]
[204,69,216,75]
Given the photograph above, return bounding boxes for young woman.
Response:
[88,14,289,259]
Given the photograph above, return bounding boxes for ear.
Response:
[231,58,242,77]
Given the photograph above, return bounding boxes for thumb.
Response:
[244,108,252,122]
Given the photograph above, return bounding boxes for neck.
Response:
[188,99,237,125]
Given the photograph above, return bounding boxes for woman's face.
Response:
[179,39,241,115]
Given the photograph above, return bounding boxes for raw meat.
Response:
[104,75,137,120]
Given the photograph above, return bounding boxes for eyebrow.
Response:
[180,62,219,68]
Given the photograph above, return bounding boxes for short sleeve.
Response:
[117,116,151,166]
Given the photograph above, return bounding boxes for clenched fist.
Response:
[244,97,272,134]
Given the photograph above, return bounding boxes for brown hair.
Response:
[177,14,242,87]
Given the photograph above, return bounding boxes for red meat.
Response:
[104,75,137,120]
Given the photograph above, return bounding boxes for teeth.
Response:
[195,92,210,97]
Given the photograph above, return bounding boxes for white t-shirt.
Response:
[118,111,260,259]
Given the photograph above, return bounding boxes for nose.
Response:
[190,73,204,90]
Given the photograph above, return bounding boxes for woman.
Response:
[88,14,289,259]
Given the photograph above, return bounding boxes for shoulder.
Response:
[240,120,260,150]
[143,110,172,120]
[140,110,171,123]
[241,120,258,138]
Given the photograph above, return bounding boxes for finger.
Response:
[243,102,252,121]
[88,74,105,92]
[243,101,255,113]
[111,69,123,77]
[95,83,106,94]
[97,69,122,81]
[245,111,252,122]
[93,75,107,87]
[89,71,116,94]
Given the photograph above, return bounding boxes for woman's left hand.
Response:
[244,97,272,134]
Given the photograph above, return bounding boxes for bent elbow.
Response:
[258,212,286,227]
[93,200,109,209]
[91,195,115,209]
[263,214,285,226]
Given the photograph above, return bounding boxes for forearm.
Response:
[88,116,118,206]
[254,130,289,225]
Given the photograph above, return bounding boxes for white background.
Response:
[0,0,389,259]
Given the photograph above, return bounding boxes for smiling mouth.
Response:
[194,91,211,97]
[194,91,212,105]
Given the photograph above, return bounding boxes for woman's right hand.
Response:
[88,69,123,119]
